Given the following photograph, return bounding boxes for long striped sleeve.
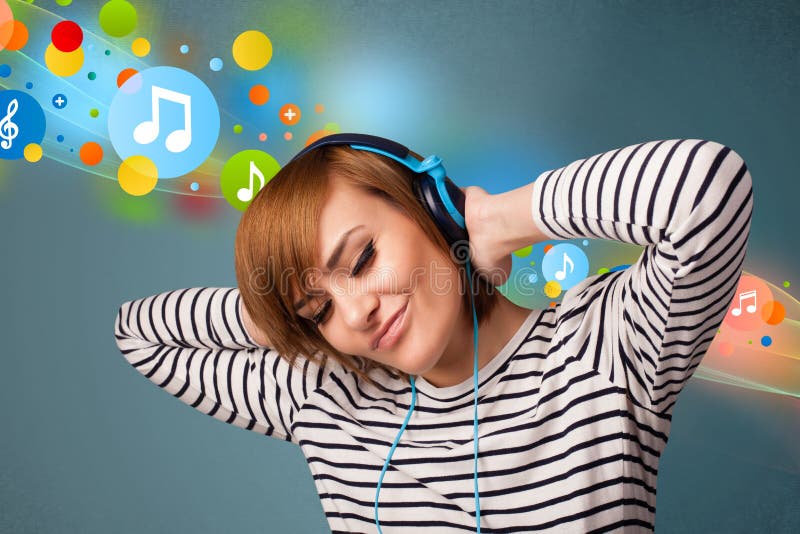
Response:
[530,139,753,414]
[113,286,328,443]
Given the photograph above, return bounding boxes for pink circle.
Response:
[258,132,267,142]
[283,132,292,141]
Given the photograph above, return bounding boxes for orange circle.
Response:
[543,244,553,254]
[314,103,325,113]
[283,131,293,140]
[79,142,103,166]
[761,300,786,325]
[4,20,28,51]
[279,103,301,125]
[116,68,138,88]
[249,84,269,106]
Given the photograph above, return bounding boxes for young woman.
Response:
[114,137,753,533]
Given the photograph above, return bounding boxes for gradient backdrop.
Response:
[1,0,798,532]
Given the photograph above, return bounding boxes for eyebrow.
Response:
[292,224,366,312]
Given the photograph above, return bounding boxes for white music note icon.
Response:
[133,85,192,153]
[555,252,574,281]
[0,98,19,150]
[237,160,266,202]
[731,290,757,316]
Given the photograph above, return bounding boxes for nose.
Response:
[332,283,379,330]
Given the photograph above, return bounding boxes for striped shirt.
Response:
[114,138,753,533]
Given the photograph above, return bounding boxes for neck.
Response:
[420,293,531,388]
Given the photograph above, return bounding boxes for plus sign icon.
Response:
[52,94,67,109]
[279,103,301,126]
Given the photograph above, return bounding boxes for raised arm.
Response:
[113,287,328,442]
[486,139,753,414]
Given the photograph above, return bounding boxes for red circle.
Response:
[51,21,83,53]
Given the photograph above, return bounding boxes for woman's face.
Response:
[292,177,465,376]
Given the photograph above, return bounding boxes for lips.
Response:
[372,302,408,350]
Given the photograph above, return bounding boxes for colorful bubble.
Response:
[79,141,103,166]
[87,71,96,80]
[90,108,99,118]
[323,122,341,133]
[233,124,243,134]
[118,155,158,196]
[57,135,64,142]
[0,1,12,52]
[249,84,269,106]
[99,0,137,37]
[51,20,82,52]
[761,300,786,325]
[25,82,32,89]
[232,30,272,71]
[0,64,9,77]
[179,44,189,54]
[783,280,790,288]
[283,132,292,141]
[760,335,772,347]
[105,49,111,56]
[4,20,28,51]
[315,104,324,113]
[116,67,138,88]
[23,143,42,163]
[279,103,301,125]
[258,132,267,142]
[56,0,73,5]
[543,280,562,298]
[190,181,198,191]
[542,243,588,290]
[513,245,532,258]
[304,129,337,147]
[131,37,150,57]
[44,43,84,77]
[209,57,223,71]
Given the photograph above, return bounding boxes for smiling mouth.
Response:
[373,301,409,351]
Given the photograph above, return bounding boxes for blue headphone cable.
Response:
[374,259,481,533]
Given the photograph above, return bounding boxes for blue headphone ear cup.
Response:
[412,175,471,263]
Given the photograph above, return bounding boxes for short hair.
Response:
[234,144,501,388]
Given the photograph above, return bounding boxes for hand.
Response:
[460,186,513,286]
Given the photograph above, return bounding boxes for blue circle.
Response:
[0,64,11,78]
[190,181,199,191]
[25,82,33,89]
[108,66,220,179]
[541,243,589,290]
[52,93,68,109]
[760,336,772,347]
[209,57,223,71]
[0,90,47,160]
[180,44,189,54]
[57,135,64,142]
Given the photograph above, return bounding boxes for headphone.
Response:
[287,133,484,533]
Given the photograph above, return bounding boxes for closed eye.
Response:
[311,238,375,326]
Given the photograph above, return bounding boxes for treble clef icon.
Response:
[0,98,20,150]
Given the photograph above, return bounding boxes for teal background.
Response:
[1,0,798,532]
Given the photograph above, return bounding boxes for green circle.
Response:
[233,124,243,134]
[220,149,281,211]
[324,122,341,133]
[90,109,99,118]
[783,280,790,288]
[56,0,73,5]
[98,0,138,38]
[104,49,111,56]
[88,71,96,80]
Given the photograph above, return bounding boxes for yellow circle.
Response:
[23,143,43,162]
[131,37,151,57]
[543,280,562,298]
[44,43,84,77]
[118,155,158,196]
[232,30,272,71]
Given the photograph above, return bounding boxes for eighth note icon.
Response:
[555,252,574,281]
[237,161,265,202]
[133,85,192,153]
